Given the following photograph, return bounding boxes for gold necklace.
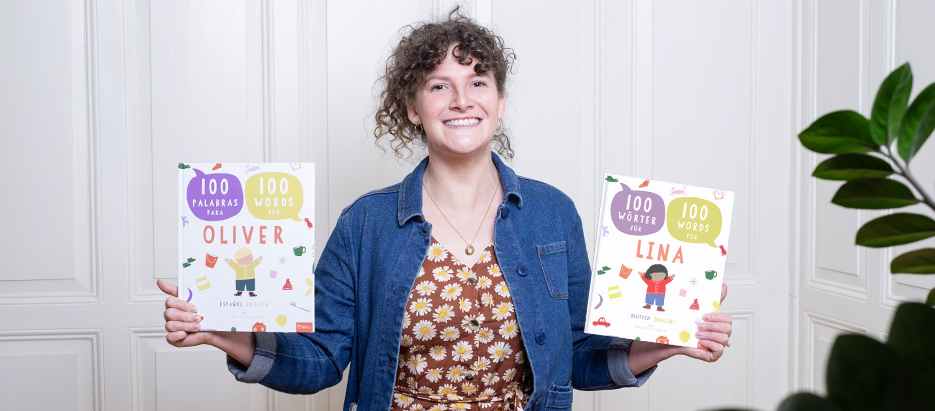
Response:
[423,168,500,256]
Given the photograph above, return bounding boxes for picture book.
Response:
[177,163,315,333]
[585,174,734,348]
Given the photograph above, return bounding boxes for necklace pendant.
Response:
[465,244,475,255]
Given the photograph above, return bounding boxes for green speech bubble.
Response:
[665,197,723,247]
[244,172,304,221]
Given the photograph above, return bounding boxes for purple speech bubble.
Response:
[186,169,244,221]
[609,183,665,236]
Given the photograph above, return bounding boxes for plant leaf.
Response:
[870,62,913,146]
[826,334,926,410]
[898,82,935,162]
[856,213,935,247]
[799,110,877,154]
[831,178,919,209]
[812,153,894,180]
[927,289,935,306]
[777,393,841,411]
[886,302,935,410]
[891,248,935,274]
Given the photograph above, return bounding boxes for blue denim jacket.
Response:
[228,153,655,410]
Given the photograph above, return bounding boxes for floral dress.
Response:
[392,238,531,410]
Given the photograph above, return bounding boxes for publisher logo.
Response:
[296,322,314,333]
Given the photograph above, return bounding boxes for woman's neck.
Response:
[423,150,499,211]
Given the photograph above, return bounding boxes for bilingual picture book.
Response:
[178,163,315,333]
[585,174,734,348]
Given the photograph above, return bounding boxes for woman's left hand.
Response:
[680,283,732,362]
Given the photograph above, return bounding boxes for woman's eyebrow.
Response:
[424,73,448,82]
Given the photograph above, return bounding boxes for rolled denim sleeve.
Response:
[226,214,356,394]
[227,332,277,383]
[607,337,656,387]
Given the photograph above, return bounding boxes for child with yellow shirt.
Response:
[226,247,263,297]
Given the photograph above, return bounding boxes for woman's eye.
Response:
[431,84,444,90]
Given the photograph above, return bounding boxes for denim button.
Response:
[394,289,405,296]
[535,332,546,345]
[534,402,542,411]
[383,360,394,366]
[517,265,528,276]
[501,207,510,219]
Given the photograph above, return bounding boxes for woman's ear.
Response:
[407,100,422,126]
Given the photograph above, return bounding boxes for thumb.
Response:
[720,283,728,303]
[157,279,179,298]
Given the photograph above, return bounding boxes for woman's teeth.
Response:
[444,118,480,127]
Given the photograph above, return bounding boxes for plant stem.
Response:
[883,145,935,212]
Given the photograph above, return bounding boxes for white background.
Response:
[1,0,933,410]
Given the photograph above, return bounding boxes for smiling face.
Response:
[236,254,254,266]
[406,44,506,158]
[650,272,667,281]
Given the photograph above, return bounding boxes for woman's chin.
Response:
[428,137,494,157]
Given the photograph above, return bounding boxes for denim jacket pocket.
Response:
[537,241,568,299]
[545,383,574,409]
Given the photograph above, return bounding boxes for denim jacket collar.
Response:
[397,152,524,227]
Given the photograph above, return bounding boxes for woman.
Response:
[158,9,732,410]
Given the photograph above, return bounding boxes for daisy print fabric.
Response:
[392,238,530,410]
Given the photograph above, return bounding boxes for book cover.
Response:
[585,174,734,348]
[177,163,315,333]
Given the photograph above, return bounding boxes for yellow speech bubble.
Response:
[665,197,723,247]
[244,172,304,221]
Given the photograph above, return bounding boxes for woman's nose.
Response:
[449,87,471,111]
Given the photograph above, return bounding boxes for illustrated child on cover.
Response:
[226,247,263,297]
[641,263,675,312]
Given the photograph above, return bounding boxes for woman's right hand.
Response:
[156,280,257,367]
[157,279,212,347]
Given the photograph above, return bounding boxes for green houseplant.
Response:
[717,63,935,411]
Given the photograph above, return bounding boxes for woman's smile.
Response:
[443,117,481,127]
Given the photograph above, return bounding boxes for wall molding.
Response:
[0,0,103,305]
[803,311,866,391]
[125,0,271,302]
[130,327,280,411]
[0,329,103,410]
[728,0,759,286]
[728,309,757,409]
[262,0,276,162]
[801,0,871,302]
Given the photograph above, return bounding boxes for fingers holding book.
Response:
[158,279,212,348]
[682,312,733,362]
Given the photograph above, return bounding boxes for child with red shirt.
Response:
[641,263,675,312]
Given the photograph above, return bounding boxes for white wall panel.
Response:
[0,331,101,411]
[0,0,99,303]
[131,329,270,411]
[808,0,869,299]
[883,0,935,304]
[651,0,756,283]
[492,0,584,203]
[324,0,425,231]
[128,0,265,300]
[592,0,792,409]
[803,313,865,395]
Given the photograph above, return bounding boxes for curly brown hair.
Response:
[373,7,516,160]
